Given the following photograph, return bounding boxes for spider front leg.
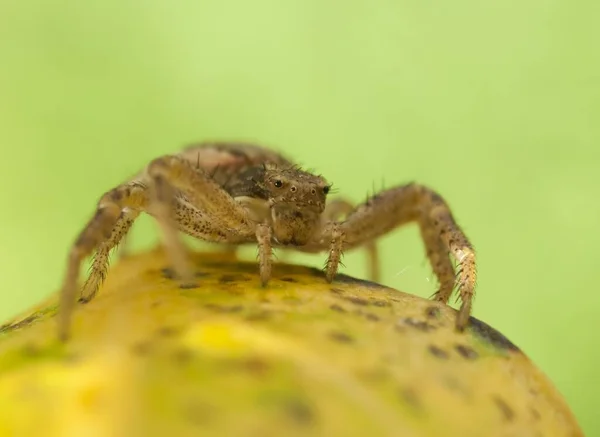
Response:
[59,183,148,340]
[79,209,140,303]
[145,155,271,284]
[318,183,477,331]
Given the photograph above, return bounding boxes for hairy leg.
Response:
[419,218,455,304]
[146,155,266,285]
[315,183,476,330]
[322,199,380,282]
[79,210,139,303]
[59,183,148,340]
[256,224,272,286]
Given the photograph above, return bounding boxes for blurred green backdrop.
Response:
[0,0,597,434]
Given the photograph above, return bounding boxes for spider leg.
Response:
[79,209,139,303]
[115,230,132,259]
[419,218,456,305]
[293,198,380,281]
[315,183,476,331]
[322,198,380,282]
[59,183,148,341]
[146,155,267,285]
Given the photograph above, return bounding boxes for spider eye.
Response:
[273,180,283,188]
[323,186,330,194]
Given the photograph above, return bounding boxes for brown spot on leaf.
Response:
[455,344,478,360]
[242,357,271,377]
[172,348,194,364]
[399,387,422,411]
[21,342,41,357]
[157,326,179,337]
[204,303,244,313]
[428,345,449,359]
[131,341,152,356]
[356,310,380,321]
[329,304,346,313]
[329,331,354,343]
[284,398,315,425]
[342,296,369,306]
[401,317,436,332]
[371,299,391,307]
[492,396,515,421]
[245,310,272,321]
[280,277,298,283]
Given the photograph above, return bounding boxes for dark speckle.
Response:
[342,295,370,306]
[284,398,315,425]
[179,282,199,290]
[468,316,520,352]
[357,311,380,321]
[131,341,152,356]
[242,357,271,377]
[330,304,346,313]
[157,326,179,337]
[63,353,82,364]
[428,345,449,359]
[172,348,194,363]
[161,268,176,279]
[371,299,391,307]
[204,303,244,313]
[329,287,344,295]
[280,277,298,283]
[245,310,272,321]
[530,407,541,421]
[492,396,515,421]
[161,267,208,279]
[21,342,41,356]
[399,387,422,411]
[401,317,437,332]
[425,306,441,319]
[329,331,354,343]
[455,344,479,360]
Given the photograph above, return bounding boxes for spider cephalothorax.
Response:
[58,142,477,341]
[219,163,331,246]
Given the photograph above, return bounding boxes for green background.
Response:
[1,1,597,434]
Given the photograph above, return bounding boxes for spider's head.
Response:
[261,164,331,246]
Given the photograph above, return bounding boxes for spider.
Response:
[58,142,477,340]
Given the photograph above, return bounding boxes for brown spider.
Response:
[58,142,477,340]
